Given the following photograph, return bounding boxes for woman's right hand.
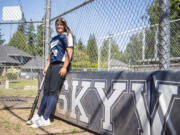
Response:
[43,67,48,76]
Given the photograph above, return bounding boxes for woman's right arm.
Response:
[43,53,51,76]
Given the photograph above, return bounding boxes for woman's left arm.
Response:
[59,47,73,77]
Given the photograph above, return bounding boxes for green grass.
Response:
[0,79,38,97]
[0,89,37,97]
[9,79,38,88]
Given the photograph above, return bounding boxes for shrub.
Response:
[6,68,20,80]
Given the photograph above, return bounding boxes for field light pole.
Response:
[44,0,51,66]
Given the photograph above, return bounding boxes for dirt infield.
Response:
[0,96,96,135]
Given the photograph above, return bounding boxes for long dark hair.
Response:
[55,18,72,36]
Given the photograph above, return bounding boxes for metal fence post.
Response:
[159,0,170,69]
[98,40,101,71]
[142,28,146,61]
[44,0,51,66]
[108,36,112,71]
[154,25,158,59]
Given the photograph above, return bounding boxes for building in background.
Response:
[0,46,43,79]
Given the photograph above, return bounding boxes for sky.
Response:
[0,0,87,43]
[0,0,87,21]
[0,0,45,21]
[0,0,45,43]
[0,0,154,51]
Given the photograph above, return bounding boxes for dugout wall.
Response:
[38,70,180,135]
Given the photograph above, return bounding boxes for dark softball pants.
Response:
[38,62,64,120]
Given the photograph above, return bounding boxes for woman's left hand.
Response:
[59,67,67,78]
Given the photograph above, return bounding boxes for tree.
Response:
[8,12,29,53]
[87,34,98,63]
[77,38,86,51]
[27,19,36,56]
[100,39,109,62]
[121,33,143,64]
[73,35,77,45]
[77,38,83,50]
[17,13,27,34]
[111,41,121,60]
[170,0,180,20]
[8,31,28,52]
[120,0,180,65]
[71,44,90,68]
[101,37,121,63]
[36,24,44,56]
[147,0,180,24]
[144,28,156,59]
[147,0,180,57]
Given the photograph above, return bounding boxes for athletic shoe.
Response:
[31,116,50,128]
[26,114,41,125]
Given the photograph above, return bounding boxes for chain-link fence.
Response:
[50,0,180,71]
[0,0,180,89]
[0,21,45,90]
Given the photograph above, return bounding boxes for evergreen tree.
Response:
[101,37,121,62]
[121,0,180,64]
[78,38,86,51]
[78,38,83,50]
[71,44,90,68]
[8,31,28,52]
[8,12,29,53]
[17,13,27,34]
[121,33,143,64]
[27,19,36,56]
[87,34,98,63]
[36,24,44,56]
[111,40,121,60]
[101,39,109,62]
[144,28,156,59]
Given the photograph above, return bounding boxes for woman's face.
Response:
[56,21,64,35]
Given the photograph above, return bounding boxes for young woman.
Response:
[27,18,73,128]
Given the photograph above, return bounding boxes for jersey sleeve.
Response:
[67,33,73,47]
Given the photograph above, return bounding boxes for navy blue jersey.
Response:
[50,32,73,64]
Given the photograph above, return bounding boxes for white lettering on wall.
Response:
[95,81,126,131]
[57,80,69,115]
[152,82,178,135]
[131,82,150,135]
[70,80,91,123]
[57,95,68,115]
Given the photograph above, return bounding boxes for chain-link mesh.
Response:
[0,22,45,89]
[50,0,180,71]
[0,0,180,90]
